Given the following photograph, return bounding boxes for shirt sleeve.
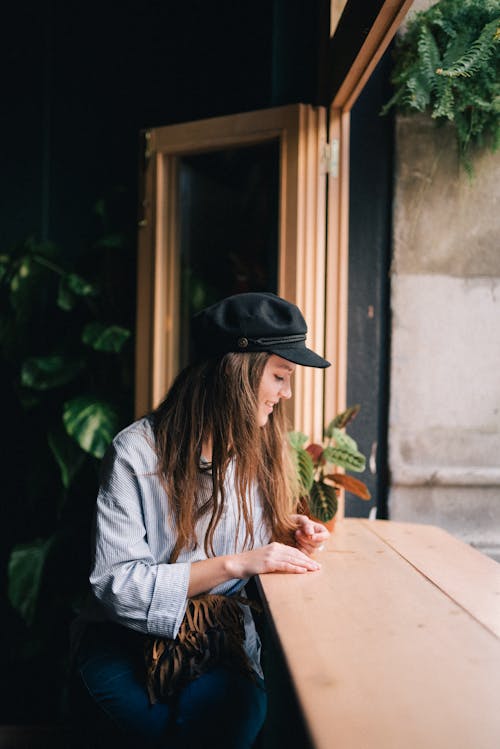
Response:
[89,429,191,639]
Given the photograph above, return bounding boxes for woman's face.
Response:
[257,354,295,427]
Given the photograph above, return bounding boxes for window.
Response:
[136,104,329,440]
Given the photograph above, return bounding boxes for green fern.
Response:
[436,18,499,78]
[382,0,500,173]
[418,24,442,91]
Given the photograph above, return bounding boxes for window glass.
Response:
[177,140,279,365]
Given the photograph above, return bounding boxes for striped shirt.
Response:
[80,417,271,675]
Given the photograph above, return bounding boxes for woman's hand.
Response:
[291,514,330,555]
[188,540,321,597]
[227,542,321,579]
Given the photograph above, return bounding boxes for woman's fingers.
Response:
[237,542,321,576]
[296,541,319,556]
[291,514,315,537]
[293,515,329,542]
[295,524,329,555]
[261,542,321,573]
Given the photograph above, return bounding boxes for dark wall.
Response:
[346,50,394,519]
[2,0,325,253]
[0,0,327,726]
[5,0,272,249]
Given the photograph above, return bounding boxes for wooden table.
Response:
[256,519,500,749]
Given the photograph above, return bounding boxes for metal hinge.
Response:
[143,129,153,161]
[138,130,153,228]
[320,139,339,178]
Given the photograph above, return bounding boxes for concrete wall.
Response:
[389,112,500,560]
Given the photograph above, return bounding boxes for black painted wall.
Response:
[2,0,324,253]
[4,0,274,250]
[346,51,394,519]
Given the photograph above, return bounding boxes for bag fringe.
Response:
[144,593,258,703]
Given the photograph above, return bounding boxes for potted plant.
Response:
[381,0,500,174]
[288,405,371,530]
[0,196,135,720]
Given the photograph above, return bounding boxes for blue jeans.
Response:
[71,622,267,748]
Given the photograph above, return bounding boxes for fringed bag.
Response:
[144,594,257,704]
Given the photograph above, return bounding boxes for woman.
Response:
[72,292,330,748]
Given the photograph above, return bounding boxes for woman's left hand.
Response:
[291,514,330,555]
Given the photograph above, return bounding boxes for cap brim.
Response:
[268,346,331,368]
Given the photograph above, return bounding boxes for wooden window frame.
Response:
[325,0,414,418]
[136,104,328,441]
[324,0,413,514]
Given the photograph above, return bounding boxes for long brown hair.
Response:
[151,352,298,562]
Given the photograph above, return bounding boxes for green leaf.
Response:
[57,276,76,310]
[323,446,366,473]
[21,355,83,390]
[309,481,338,522]
[331,428,359,453]
[12,258,31,286]
[417,23,442,92]
[0,253,10,283]
[8,538,54,625]
[436,18,500,79]
[10,258,34,300]
[57,271,96,309]
[63,396,118,458]
[324,405,360,436]
[66,273,97,297]
[82,322,131,353]
[48,427,86,489]
[294,447,315,493]
[288,431,309,449]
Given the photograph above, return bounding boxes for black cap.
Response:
[191,292,330,368]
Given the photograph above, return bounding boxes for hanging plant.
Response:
[382,0,500,173]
